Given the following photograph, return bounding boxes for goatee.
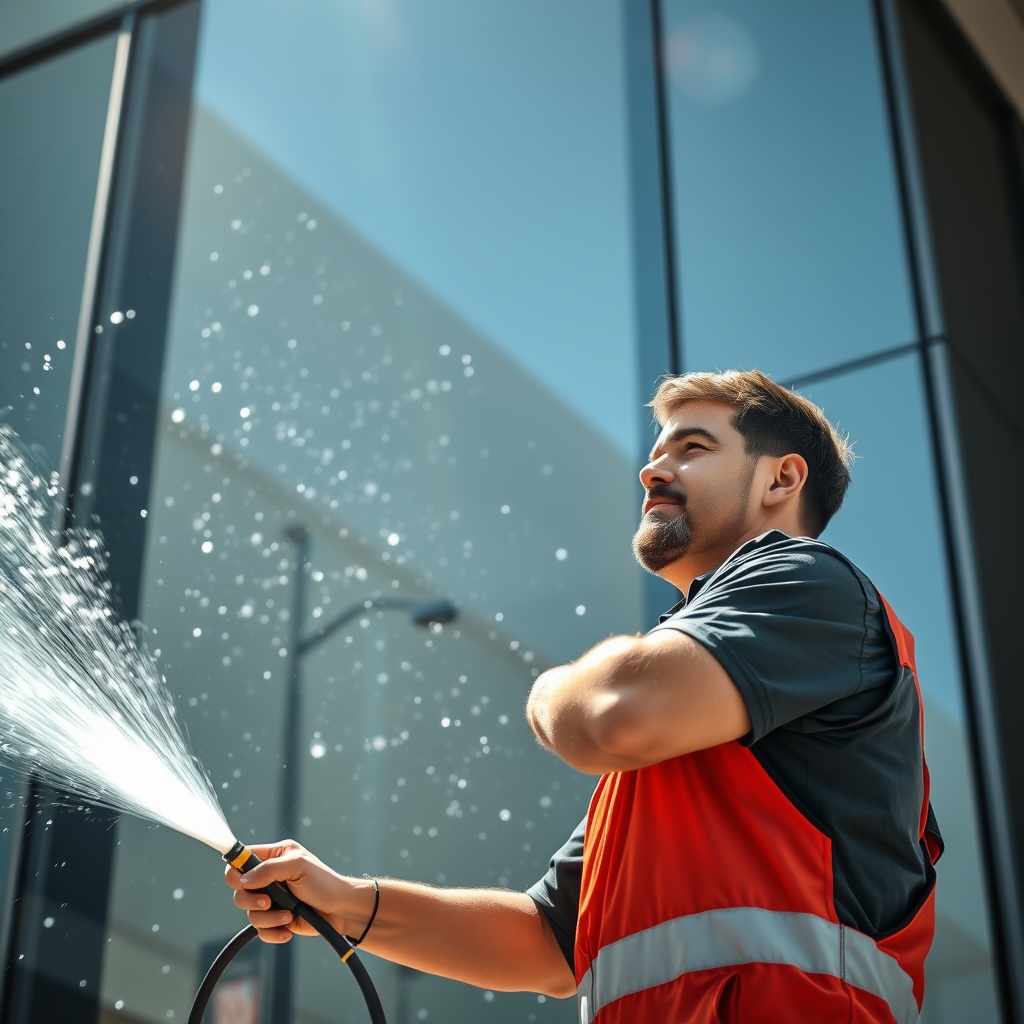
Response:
[632,506,694,573]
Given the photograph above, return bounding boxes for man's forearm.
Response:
[346,881,575,997]
[526,630,750,772]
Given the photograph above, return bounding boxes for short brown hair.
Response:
[650,369,853,536]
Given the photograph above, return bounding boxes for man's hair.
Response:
[650,369,853,536]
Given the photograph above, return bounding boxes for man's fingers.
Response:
[254,925,294,944]
[233,888,274,912]
[246,840,302,861]
[236,853,304,890]
[245,908,295,930]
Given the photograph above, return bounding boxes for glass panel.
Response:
[0,33,117,466]
[101,3,641,1023]
[662,0,917,380]
[803,355,1000,1024]
[0,34,117,926]
[0,2,128,58]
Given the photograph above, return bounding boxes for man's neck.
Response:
[658,525,792,596]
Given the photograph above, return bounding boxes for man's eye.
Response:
[684,443,707,452]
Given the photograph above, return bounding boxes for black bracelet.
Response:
[348,878,379,947]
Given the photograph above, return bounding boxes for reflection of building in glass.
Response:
[0,1,1023,1023]
[100,108,643,1024]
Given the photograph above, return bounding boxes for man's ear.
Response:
[762,453,808,508]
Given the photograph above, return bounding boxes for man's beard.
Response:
[632,504,694,573]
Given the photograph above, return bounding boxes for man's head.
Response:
[632,369,852,581]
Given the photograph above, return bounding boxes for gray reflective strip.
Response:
[577,907,919,1024]
[578,969,594,1024]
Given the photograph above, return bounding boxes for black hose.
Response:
[187,924,258,1024]
[188,844,387,1024]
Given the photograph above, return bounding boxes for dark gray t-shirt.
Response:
[528,531,936,968]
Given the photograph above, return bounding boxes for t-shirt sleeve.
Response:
[652,541,881,743]
[526,817,585,969]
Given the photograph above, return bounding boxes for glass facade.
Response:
[0,29,119,974]
[99,2,643,1022]
[0,1,1021,1023]
[0,3,128,59]
[661,0,916,381]
[0,32,116,471]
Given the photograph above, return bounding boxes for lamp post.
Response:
[264,525,456,1024]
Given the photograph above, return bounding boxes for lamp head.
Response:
[410,599,457,628]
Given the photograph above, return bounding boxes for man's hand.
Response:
[226,840,375,943]
[526,629,750,773]
[224,840,576,997]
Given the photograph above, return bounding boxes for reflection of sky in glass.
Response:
[194,0,639,457]
[664,0,916,380]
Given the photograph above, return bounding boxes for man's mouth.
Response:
[642,495,684,516]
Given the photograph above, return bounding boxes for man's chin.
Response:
[631,524,692,574]
[634,549,688,574]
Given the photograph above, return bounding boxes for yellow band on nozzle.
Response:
[228,846,252,871]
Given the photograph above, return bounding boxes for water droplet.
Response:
[173,888,184,899]
[246,305,259,317]
[109,311,124,325]
[239,407,250,418]
[575,605,586,616]
[189,380,200,391]
[439,345,451,356]
[310,742,326,759]
[43,916,54,928]
[193,628,202,638]
[171,409,185,423]
[556,548,568,561]
[57,340,66,349]
[499,809,511,821]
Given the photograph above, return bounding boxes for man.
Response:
[227,369,940,1022]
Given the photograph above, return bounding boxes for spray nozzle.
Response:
[223,841,299,911]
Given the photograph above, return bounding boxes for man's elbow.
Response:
[538,973,579,999]
[588,703,649,762]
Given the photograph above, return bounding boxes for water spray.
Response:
[0,426,391,1022]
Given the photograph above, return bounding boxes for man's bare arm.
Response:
[526,629,750,774]
[226,842,576,998]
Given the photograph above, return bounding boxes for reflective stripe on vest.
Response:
[576,906,920,1024]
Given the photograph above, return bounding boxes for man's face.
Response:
[632,400,757,574]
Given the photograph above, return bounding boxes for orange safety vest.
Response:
[574,596,941,1023]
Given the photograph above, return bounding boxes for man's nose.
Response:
[639,458,675,490]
